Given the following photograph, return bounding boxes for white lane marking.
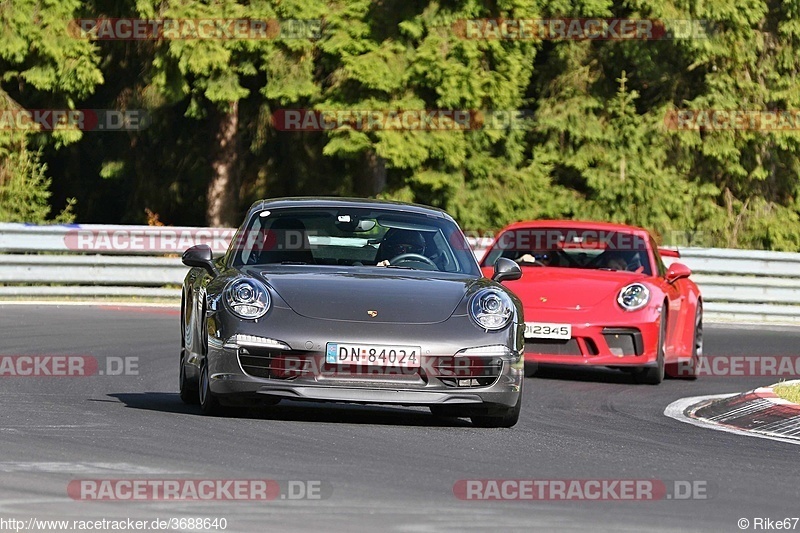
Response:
[664,394,800,446]
[0,462,185,474]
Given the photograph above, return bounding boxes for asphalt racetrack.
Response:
[1,304,798,532]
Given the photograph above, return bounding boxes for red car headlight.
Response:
[617,283,650,311]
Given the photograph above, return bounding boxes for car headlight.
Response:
[469,289,514,331]
[225,278,271,319]
[617,283,650,311]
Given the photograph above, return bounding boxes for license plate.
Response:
[524,322,572,340]
[325,343,421,368]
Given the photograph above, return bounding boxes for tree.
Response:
[0,0,101,222]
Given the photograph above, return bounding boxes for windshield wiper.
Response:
[280,261,308,265]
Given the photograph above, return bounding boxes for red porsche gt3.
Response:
[479,221,702,384]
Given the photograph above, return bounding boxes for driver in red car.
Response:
[515,251,553,266]
[376,229,427,266]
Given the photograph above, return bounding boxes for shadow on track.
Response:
[527,363,646,384]
[107,392,473,427]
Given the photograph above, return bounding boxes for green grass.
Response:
[773,383,800,404]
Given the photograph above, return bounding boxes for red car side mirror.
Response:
[665,262,691,284]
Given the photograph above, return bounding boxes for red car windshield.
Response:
[483,227,653,275]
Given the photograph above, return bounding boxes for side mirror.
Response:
[182,244,218,277]
[665,262,691,284]
[492,257,522,283]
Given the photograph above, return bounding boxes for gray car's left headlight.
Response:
[617,283,650,311]
[225,278,271,319]
[469,288,514,331]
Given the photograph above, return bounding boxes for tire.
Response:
[470,395,522,428]
[635,309,666,385]
[199,360,223,416]
[664,302,703,379]
[682,303,703,380]
[179,353,199,404]
[179,292,199,404]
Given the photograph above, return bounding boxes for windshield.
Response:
[482,227,653,275]
[228,206,480,276]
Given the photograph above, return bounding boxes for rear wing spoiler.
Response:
[658,247,681,259]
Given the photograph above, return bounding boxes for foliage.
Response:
[0,146,75,223]
[0,0,798,249]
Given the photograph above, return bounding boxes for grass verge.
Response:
[773,382,800,404]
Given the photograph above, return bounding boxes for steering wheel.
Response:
[554,248,579,267]
[390,253,438,268]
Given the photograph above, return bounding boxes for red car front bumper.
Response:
[523,319,661,367]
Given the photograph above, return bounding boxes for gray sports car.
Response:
[179,198,524,427]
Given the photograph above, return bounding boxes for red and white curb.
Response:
[664,380,800,446]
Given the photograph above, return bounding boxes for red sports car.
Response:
[479,221,702,384]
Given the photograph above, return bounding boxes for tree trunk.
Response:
[206,101,240,227]
[355,150,386,196]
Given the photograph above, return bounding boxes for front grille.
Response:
[525,338,582,356]
[430,356,502,388]
[238,350,313,379]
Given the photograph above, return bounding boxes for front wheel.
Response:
[199,360,223,416]
[470,395,522,428]
[670,303,703,380]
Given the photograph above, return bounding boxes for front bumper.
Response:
[524,320,660,367]
[200,311,523,410]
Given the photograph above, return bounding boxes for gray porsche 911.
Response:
[179,197,524,427]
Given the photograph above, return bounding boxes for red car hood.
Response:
[485,267,648,310]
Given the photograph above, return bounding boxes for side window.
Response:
[430,230,457,272]
[240,216,263,265]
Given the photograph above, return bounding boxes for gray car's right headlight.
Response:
[469,288,514,331]
[225,278,271,319]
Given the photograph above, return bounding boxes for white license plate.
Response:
[325,343,421,368]
[524,322,572,340]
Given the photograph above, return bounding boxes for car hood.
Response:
[250,268,478,324]
[500,268,648,310]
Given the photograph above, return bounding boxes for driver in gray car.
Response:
[376,229,427,267]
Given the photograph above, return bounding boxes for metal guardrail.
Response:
[0,223,798,323]
[664,249,800,322]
